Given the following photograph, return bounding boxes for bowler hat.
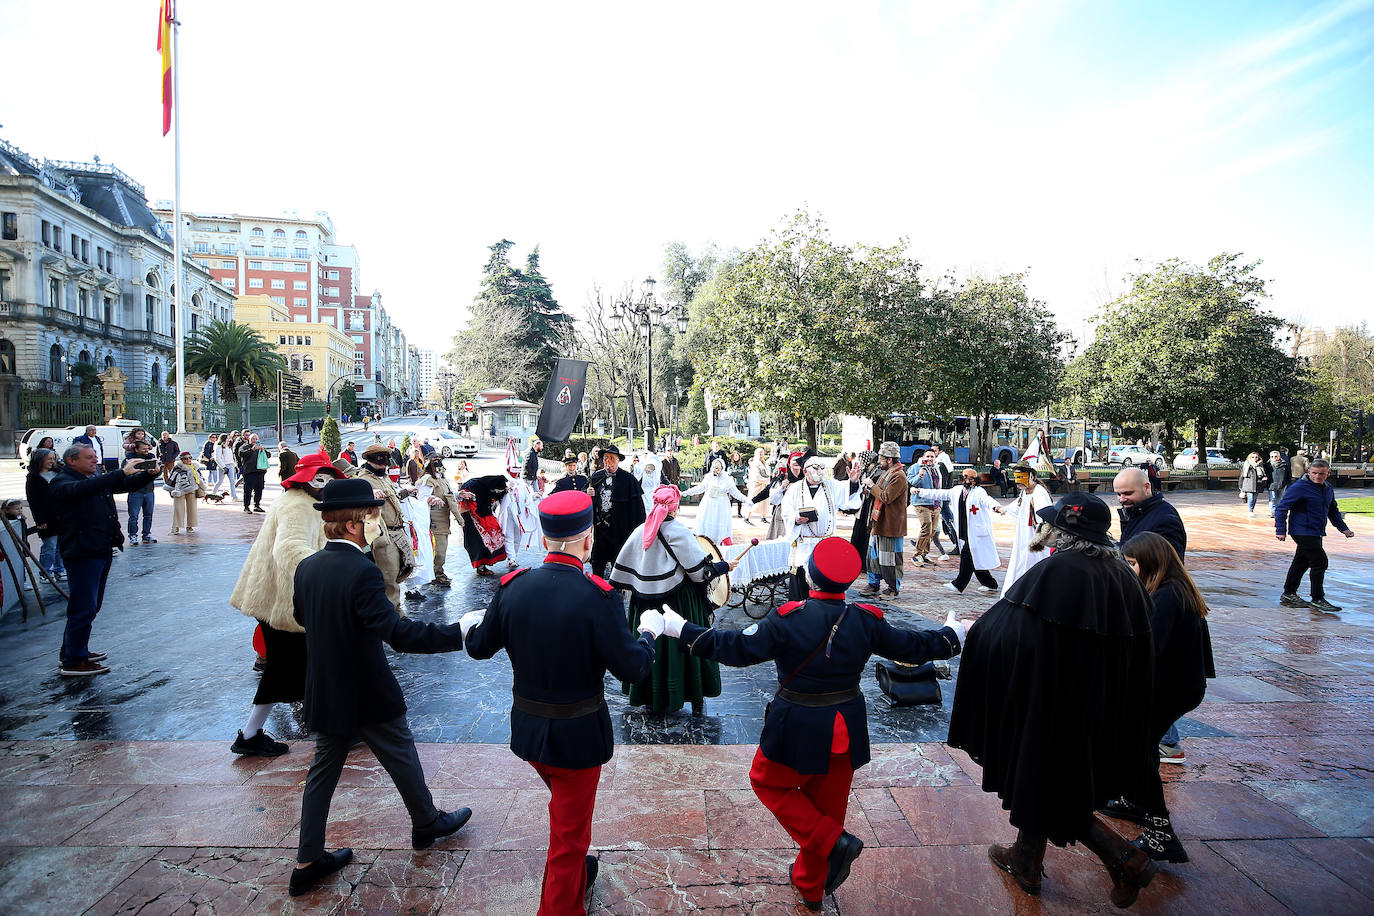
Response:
[313,477,385,511]
[1037,493,1113,545]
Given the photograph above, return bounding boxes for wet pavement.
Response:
[1,461,1371,913]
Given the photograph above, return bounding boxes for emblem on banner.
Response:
[556,385,573,405]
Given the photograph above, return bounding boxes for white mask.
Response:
[363,517,385,545]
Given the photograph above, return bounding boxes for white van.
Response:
[19,420,207,471]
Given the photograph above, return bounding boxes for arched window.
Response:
[295,229,307,240]
[79,348,91,365]
[273,228,286,239]
[104,354,114,369]
[49,343,63,380]
[0,338,17,374]
[251,227,264,237]
[145,270,160,289]
[151,361,161,387]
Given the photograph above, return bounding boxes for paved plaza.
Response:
[0,475,1370,913]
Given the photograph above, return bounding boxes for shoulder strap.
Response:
[775,601,852,699]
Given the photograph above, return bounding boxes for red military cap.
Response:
[539,489,594,538]
[808,536,862,592]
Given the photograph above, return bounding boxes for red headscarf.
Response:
[642,484,682,549]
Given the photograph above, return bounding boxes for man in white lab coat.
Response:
[1001,463,1053,597]
[911,467,1004,593]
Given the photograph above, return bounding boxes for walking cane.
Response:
[3,517,69,602]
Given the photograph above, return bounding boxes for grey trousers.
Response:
[296,716,439,863]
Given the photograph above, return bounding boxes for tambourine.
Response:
[696,535,730,608]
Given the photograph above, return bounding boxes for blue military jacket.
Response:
[466,552,656,770]
[679,593,961,774]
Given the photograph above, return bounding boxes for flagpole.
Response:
[171,0,186,436]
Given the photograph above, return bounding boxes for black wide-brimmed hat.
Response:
[601,443,624,458]
[313,477,385,512]
[1037,493,1114,545]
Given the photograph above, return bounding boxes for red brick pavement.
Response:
[0,490,1370,914]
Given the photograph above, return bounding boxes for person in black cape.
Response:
[457,474,509,576]
[947,492,1160,909]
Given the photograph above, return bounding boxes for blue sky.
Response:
[1,0,1370,346]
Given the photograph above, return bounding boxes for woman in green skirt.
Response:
[610,484,738,714]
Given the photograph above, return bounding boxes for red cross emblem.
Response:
[969,505,979,515]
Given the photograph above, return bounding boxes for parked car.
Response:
[1107,444,1166,469]
[1172,447,1236,471]
[411,428,478,458]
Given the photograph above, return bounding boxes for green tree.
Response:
[446,299,538,395]
[1066,254,1301,467]
[321,415,341,458]
[924,274,1071,464]
[183,319,287,400]
[683,380,708,434]
[517,247,576,382]
[339,382,358,419]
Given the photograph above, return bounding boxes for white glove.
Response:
[458,610,485,640]
[943,609,967,645]
[638,608,666,640]
[661,606,687,638]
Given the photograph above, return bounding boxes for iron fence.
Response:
[120,386,176,433]
[18,387,104,428]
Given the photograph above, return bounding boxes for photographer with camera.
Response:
[49,444,159,676]
[125,439,160,546]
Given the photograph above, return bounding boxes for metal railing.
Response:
[19,387,104,428]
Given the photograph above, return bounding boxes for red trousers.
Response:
[530,761,600,916]
[749,746,854,903]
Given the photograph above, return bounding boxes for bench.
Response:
[1335,468,1369,488]
[1157,471,1186,492]
[1075,469,1103,493]
[1206,467,1240,491]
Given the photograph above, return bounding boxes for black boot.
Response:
[987,830,1047,895]
[1081,814,1157,908]
[1132,816,1188,863]
[1100,796,1150,827]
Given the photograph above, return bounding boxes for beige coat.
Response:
[228,488,324,633]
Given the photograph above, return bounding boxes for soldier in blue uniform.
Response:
[662,536,967,911]
[464,490,664,916]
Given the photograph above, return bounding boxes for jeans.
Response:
[1283,534,1328,600]
[1268,486,1286,515]
[39,536,66,576]
[218,465,239,499]
[61,554,112,664]
[127,491,154,538]
[1161,722,1180,746]
[1245,491,1258,512]
[243,471,265,509]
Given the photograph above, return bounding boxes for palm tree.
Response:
[184,319,286,400]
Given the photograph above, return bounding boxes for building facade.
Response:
[233,295,353,405]
[0,138,233,393]
[416,347,435,404]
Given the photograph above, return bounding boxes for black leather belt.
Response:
[777,686,861,707]
[512,692,606,720]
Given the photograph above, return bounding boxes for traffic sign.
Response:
[463,401,475,412]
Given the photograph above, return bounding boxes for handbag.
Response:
[874,660,941,706]
[256,449,270,471]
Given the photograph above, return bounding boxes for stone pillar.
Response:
[236,384,252,431]
[97,365,128,423]
[0,373,20,458]
[184,373,207,432]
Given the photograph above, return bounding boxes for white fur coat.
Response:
[228,487,325,633]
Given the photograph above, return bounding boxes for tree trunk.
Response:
[1195,418,1208,470]
[805,417,818,452]
[971,413,992,465]
[625,384,638,437]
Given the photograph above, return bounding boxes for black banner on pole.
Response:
[535,358,589,442]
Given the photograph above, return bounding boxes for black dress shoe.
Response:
[1100,797,1150,827]
[289,848,353,896]
[412,807,472,849]
[585,854,599,889]
[825,830,863,895]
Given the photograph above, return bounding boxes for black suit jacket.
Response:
[294,541,463,735]
[466,552,656,769]
[49,467,157,558]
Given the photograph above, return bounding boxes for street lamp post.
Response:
[616,278,687,451]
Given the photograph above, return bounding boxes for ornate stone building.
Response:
[0,137,233,395]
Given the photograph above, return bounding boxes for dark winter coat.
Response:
[1146,581,1215,741]
[294,541,463,735]
[1274,476,1350,538]
[1118,493,1187,560]
[48,466,158,558]
[948,548,1155,845]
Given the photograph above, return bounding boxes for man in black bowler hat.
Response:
[662,536,966,911]
[465,489,662,916]
[587,443,645,578]
[288,477,476,897]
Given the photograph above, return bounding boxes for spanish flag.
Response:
[157,0,174,135]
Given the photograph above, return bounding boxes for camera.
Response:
[135,459,159,471]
